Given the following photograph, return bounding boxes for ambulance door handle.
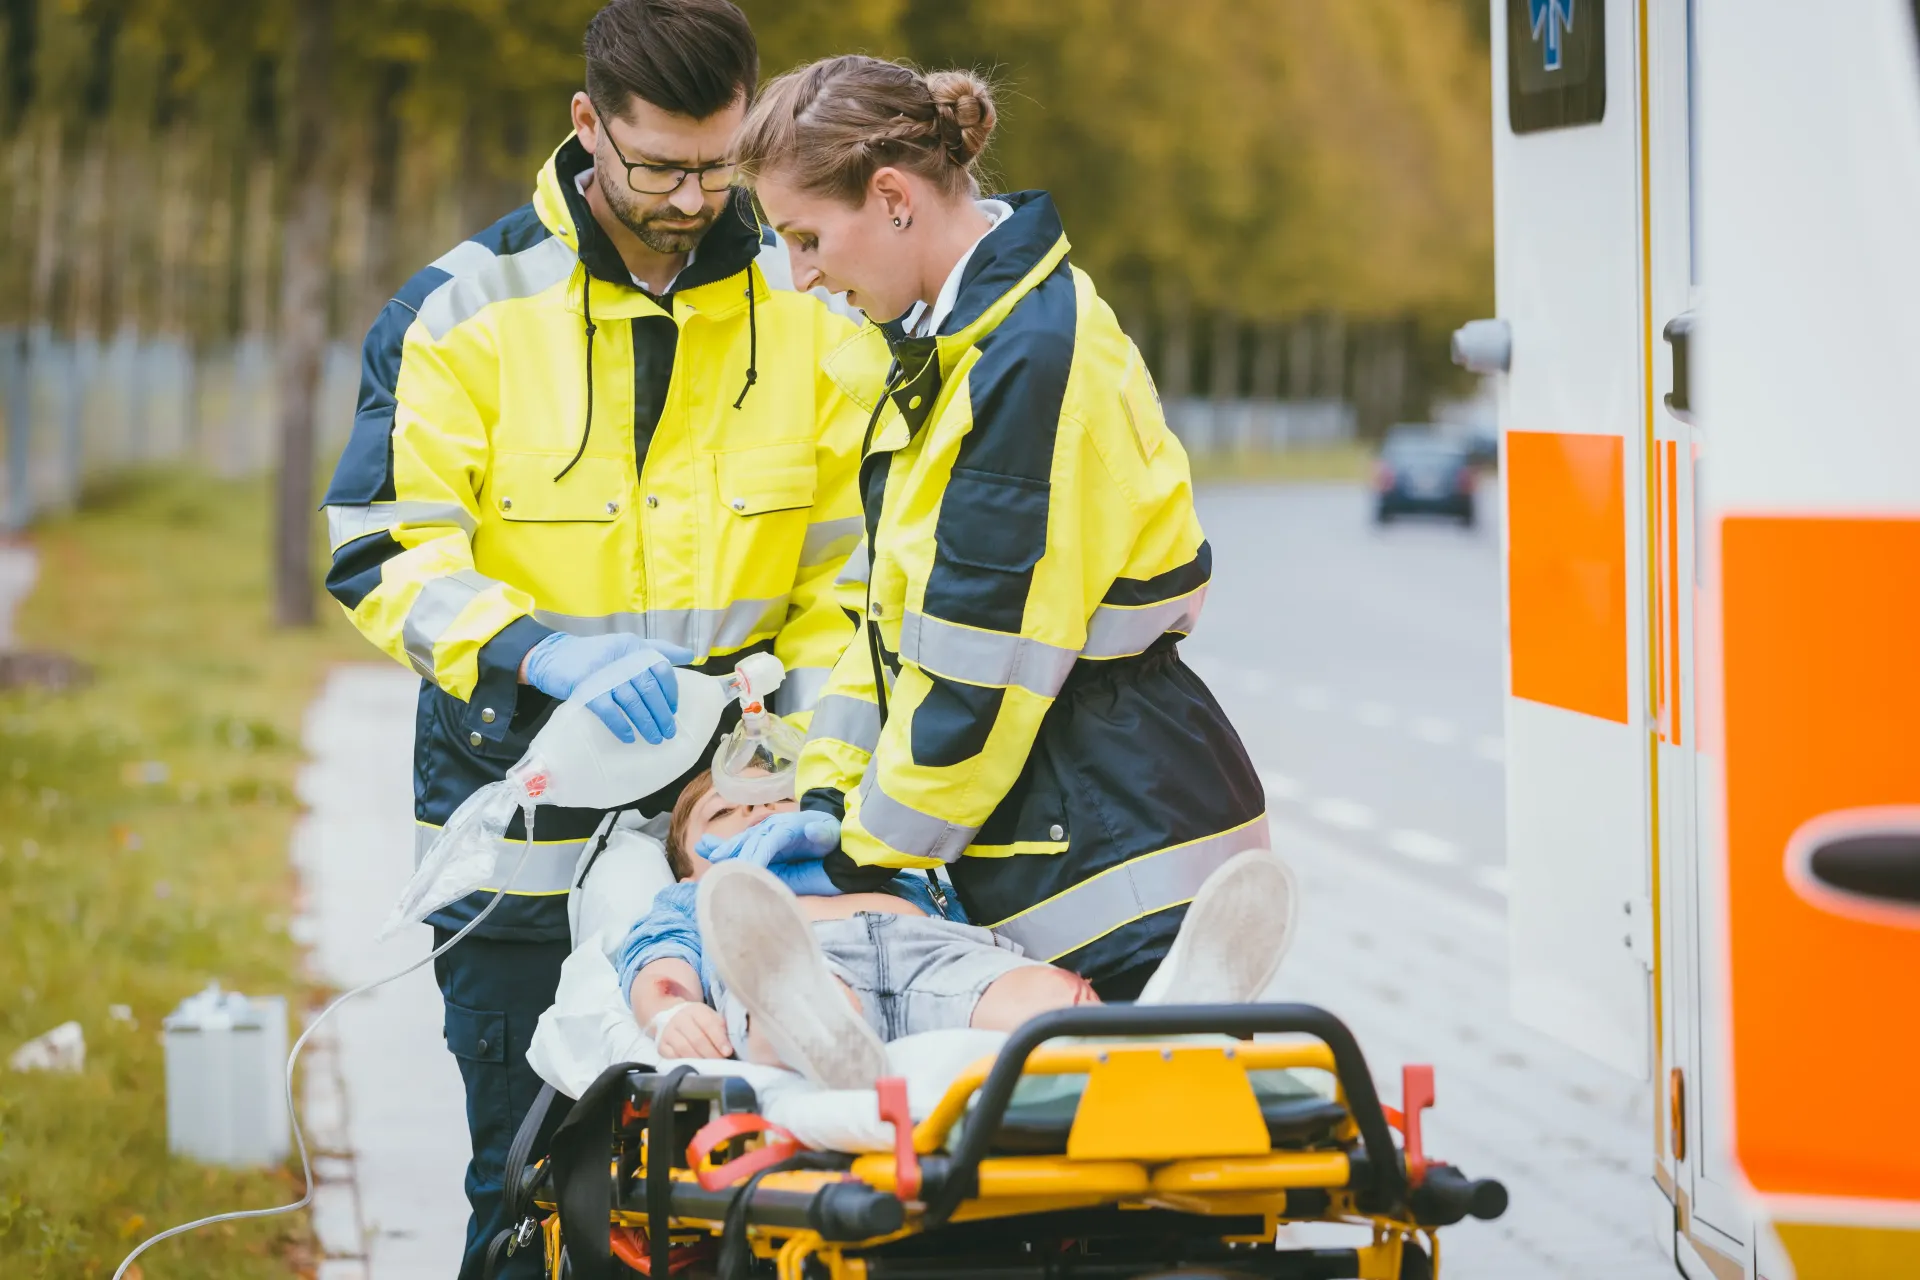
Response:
[1663,311,1695,424]
[1450,318,1510,374]
[1787,810,1920,928]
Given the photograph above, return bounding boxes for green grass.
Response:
[0,472,364,1279]
[1186,441,1375,485]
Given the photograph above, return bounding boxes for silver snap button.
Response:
[868,601,883,619]
[500,496,513,511]
[605,500,619,515]
[468,731,483,747]
[646,494,659,508]
[480,708,496,724]
[731,498,747,511]
[1048,824,1065,841]
[477,1038,490,1054]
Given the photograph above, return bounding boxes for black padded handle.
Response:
[921,1003,1406,1226]
[1409,1164,1508,1226]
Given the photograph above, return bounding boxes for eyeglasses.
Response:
[603,129,736,195]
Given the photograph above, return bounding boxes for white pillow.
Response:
[567,813,678,959]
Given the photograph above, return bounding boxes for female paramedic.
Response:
[727,56,1270,999]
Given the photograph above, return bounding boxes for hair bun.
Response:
[924,69,997,167]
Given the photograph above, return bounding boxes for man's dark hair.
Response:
[584,0,759,123]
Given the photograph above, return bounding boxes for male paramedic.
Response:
[318,2,868,1272]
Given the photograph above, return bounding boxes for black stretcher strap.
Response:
[484,1081,561,1279]
[550,1062,657,1280]
[648,1065,696,1278]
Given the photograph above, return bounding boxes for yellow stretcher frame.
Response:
[520,1003,1508,1280]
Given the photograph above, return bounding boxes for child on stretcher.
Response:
[615,770,1298,1089]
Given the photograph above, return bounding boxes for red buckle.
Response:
[610,1225,712,1275]
[876,1076,921,1201]
[686,1112,802,1191]
[1397,1064,1435,1186]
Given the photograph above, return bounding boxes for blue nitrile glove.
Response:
[697,811,843,896]
[522,633,697,745]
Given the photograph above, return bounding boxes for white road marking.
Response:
[1410,716,1458,746]
[1291,684,1332,711]
[1476,865,1512,896]
[1475,735,1506,764]
[1385,828,1461,865]
[1355,700,1396,728]
[1258,769,1303,801]
[1309,797,1376,831]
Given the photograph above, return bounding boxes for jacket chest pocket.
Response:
[489,452,629,522]
[713,439,817,516]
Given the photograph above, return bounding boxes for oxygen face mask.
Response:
[710,651,803,804]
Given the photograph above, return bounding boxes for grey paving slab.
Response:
[1266,812,1676,1279]
[298,664,470,1280]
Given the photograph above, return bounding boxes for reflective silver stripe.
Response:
[1083,585,1208,658]
[989,817,1272,962]
[856,772,977,863]
[775,666,833,716]
[799,516,864,568]
[531,596,788,658]
[419,236,578,341]
[325,501,476,551]
[401,570,496,679]
[413,823,586,895]
[805,693,882,755]
[897,610,1079,698]
[836,540,870,587]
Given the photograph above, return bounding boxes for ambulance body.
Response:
[1472,2,1920,1276]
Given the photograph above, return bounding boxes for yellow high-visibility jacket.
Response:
[797,191,1268,989]
[322,137,874,940]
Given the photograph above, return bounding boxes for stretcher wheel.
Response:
[1396,1240,1433,1280]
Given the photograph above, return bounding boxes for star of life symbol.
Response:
[1529,0,1576,72]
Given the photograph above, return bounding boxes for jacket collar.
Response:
[840,190,1069,451]
[533,135,766,321]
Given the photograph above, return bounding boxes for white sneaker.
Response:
[696,861,887,1089]
[1136,848,1299,1005]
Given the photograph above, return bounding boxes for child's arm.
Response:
[615,883,733,1058]
[629,958,734,1060]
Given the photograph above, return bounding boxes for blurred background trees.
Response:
[0,0,1492,560]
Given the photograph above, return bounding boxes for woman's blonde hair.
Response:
[733,55,996,204]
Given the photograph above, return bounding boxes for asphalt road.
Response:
[1191,481,1678,1278]
[1188,479,1510,910]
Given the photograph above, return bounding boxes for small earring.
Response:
[892,216,903,228]
[895,215,913,231]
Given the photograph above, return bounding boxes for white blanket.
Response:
[527,937,1007,1152]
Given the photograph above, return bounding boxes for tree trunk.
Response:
[1157,297,1193,444]
[1208,313,1240,454]
[1287,317,1314,400]
[272,0,332,628]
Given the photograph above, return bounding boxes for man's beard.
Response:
[601,174,717,255]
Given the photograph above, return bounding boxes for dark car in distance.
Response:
[1373,431,1476,526]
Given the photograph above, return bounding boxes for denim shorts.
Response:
[715,912,1041,1047]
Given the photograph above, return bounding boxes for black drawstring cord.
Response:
[731,264,758,409]
[553,269,597,481]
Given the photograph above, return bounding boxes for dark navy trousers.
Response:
[433,928,572,1279]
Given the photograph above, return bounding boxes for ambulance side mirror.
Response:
[1450,318,1511,375]
[1663,311,1695,424]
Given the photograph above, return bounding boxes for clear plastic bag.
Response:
[378,783,528,940]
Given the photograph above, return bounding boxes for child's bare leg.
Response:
[970,965,1100,1031]
[740,978,868,1068]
